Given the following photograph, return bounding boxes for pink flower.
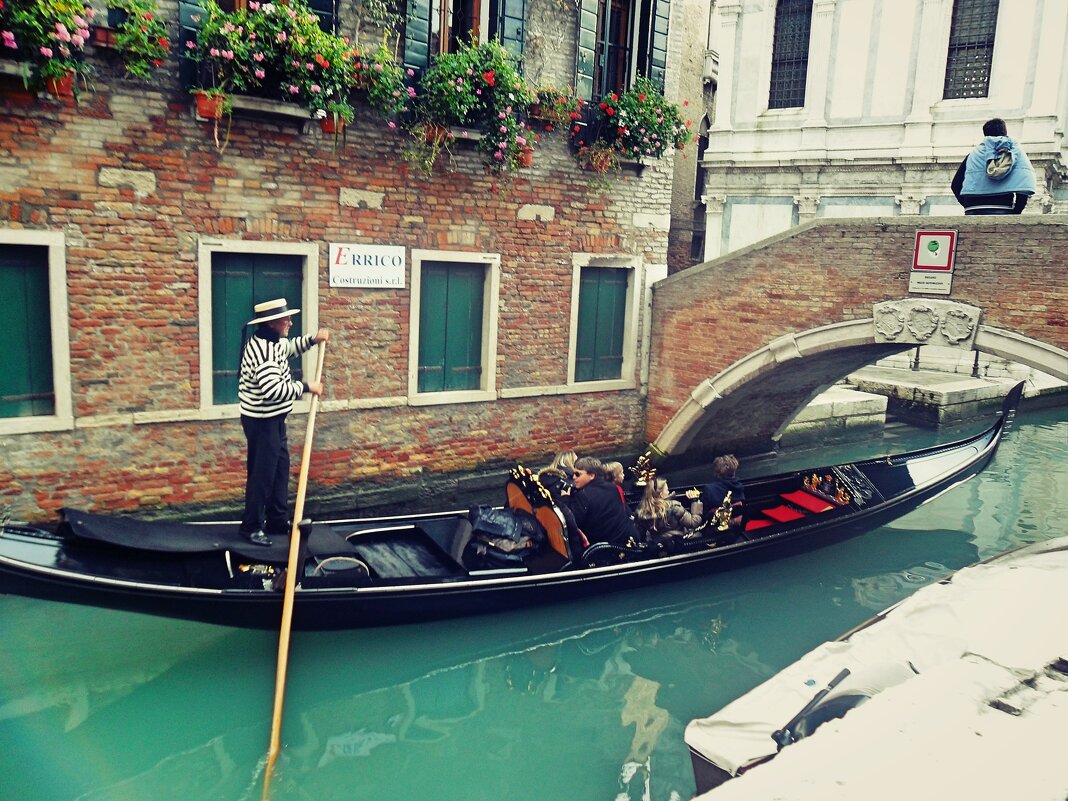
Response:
[406,68,415,77]
[387,121,397,129]
[72,15,86,27]
[499,125,507,133]
[222,50,234,60]
[254,68,265,79]
[406,86,416,97]
[306,62,315,71]
[209,48,220,57]
[39,46,53,58]
[249,1,260,8]
[58,45,69,56]
[184,40,196,49]
[374,63,383,72]
[310,84,321,93]
[2,31,17,49]
[493,151,504,160]
[288,84,299,94]
[53,23,71,42]
[253,52,265,61]
[71,34,83,46]
[277,31,287,42]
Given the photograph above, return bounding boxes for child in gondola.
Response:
[634,477,703,550]
[603,461,627,506]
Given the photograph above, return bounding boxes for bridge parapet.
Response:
[648,216,1068,458]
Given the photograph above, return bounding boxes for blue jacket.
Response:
[960,136,1036,196]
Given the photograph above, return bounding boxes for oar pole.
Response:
[262,341,327,800]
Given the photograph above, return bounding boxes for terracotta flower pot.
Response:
[194,91,225,120]
[424,122,450,146]
[45,71,75,98]
[517,145,535,168]
[320,116,345,135]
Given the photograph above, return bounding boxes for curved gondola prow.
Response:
[998,381,1026,434]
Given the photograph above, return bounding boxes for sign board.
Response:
[909,230,957,295]
[329,244,406,288]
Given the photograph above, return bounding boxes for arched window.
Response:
[768,0,812,110]
[943,0,1000,99]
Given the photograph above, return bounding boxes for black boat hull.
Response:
[0,384,1023,630]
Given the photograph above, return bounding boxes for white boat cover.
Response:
[685,536,1068,800]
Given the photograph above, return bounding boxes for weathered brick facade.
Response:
[0,0,687,522]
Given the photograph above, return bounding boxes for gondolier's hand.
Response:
[306,380,325,396]
[315,329,331,343]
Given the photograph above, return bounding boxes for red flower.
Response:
[599,102,607,110]
[605,107,614,116]
[482,69,495,87]
[638,94,646,102]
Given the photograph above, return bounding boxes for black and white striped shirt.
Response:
[238,332,317,418]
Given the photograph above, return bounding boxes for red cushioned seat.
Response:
[745,519,773,531]
[780,490,835,514]
[761,505,805,523]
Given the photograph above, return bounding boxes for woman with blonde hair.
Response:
[635,477,703,540]
[537,450,578,502]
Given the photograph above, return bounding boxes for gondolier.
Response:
[239,298,330,547]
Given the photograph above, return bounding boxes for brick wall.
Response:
[647,216,1068,444]
[0,0,680,523]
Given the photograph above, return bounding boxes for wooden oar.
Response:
[262,341,327,800]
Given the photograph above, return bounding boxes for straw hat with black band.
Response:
[248,298,300,326]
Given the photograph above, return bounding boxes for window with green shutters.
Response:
[403,0,527,72]
[575,0,670,102]
[1,246,55,418]
[417,261,485,393]
[575,266,628,382]
[211,252,304,405]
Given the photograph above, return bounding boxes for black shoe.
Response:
[244,530,273,547]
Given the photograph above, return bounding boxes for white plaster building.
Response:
[702,0,1068,258]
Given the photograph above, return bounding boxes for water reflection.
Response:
[0,408,1064,801]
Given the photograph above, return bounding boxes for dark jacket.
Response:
[567,477,638,546]
[701,476,745,510]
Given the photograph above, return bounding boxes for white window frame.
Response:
[196,238,320,416]
[0,229,73,435]
[567,254,641,391]
[408,249,501,406]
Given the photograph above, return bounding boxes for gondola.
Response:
[0,383,1024,631]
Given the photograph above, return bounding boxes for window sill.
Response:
[0,414,74,436]
[408,388,497,406]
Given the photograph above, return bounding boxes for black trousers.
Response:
[240,414,291,536]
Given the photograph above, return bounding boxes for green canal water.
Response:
[1,405,1065,801]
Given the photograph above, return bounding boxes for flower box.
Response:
[193,94,312,132]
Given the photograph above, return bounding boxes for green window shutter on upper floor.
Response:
[211,252,303,405]
[418,262,485,393]
[492,0,527,60]
[178,0,207,88]
[404,0,435,72]
[1,246,54,419]
[575,0,598,101]
[575,267,627,383]
[646,0,670,89]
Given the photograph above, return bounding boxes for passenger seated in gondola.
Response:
[634,477,703,548]
[701,455,745,529]
[565,457,639,548]
[603,461,628,505]
[537,450,578,503]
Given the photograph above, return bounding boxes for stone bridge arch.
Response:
[646,217,1068,459]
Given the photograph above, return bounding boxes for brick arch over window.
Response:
[651,316,1067,457]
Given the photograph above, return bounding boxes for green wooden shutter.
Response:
[646,0,670,89]
[178,0,207,89]
[575,267,627,382]
[418,262,485,393]
[211,252,303,405]
[1,246,54,418]
[575,0,599,100]
[404,0,435,73]
[493,0,527,61]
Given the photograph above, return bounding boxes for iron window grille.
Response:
[767,0,812,110]
[943,0,999,100]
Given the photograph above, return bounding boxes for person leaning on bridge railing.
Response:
[951,118,1036,215]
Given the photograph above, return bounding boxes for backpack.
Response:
[986,147,1015,180]
[464,505,545,567]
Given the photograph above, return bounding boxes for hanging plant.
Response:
[106,0,170,79]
